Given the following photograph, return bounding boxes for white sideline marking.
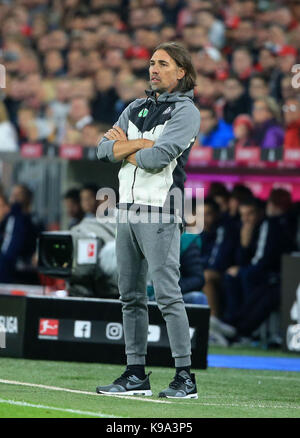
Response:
[0,398,116,418]
[0,379,171,404]
[176,400,300,409]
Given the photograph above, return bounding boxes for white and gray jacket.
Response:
[97,89,200,216]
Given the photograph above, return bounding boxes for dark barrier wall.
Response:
[281,254,300,353]
[0,295,210,368]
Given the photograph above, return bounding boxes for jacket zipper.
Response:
[131,99,153,203]
[131,167,137,203]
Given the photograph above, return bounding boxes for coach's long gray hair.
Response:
[153,42,197,92]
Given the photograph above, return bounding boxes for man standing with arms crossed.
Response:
[96,42,200,399]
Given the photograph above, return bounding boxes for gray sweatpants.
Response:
[116,208,191,368]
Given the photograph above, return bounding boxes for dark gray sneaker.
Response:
[158,370,198,399]
[96,370,152,396]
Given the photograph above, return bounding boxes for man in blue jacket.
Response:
[0,202,37,283]
[198,105,234,148]
[96,42,200,399]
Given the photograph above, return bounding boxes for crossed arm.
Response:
[103,126,154,166]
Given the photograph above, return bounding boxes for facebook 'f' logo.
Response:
[0,323,6,348]
[74,321,91,339]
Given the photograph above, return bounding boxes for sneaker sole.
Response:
[160,393,198,399]
[96,389,153,397]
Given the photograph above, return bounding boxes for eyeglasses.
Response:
[282,104,298,112]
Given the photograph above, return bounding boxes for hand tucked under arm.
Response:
[104,126,155,162]
[125,139,155,166]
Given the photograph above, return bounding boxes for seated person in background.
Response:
[226,183,254,227]
[266,188,297,253]
[218,197,290,342]
[0,194,10,247]
[148,232,207,306]
[80,183,99,218]
[207,182,230,218]
[10,183,45,233]
[67,187,117,299]
[196,198,238,318]
[63,188,84,229]
[283,97,300,149]
[252,96,284,148]
[207,182,230,214]
[231,114,256,148]
[0,196,38,283]
[202,185,254,341]
[198,105,234,148]
[179,232,207,306]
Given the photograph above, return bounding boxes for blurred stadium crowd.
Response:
[0,0,300,150]
[1,0,300,346]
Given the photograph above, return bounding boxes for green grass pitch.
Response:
[0,347,299,418]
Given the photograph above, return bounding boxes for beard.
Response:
[150,83,168,95]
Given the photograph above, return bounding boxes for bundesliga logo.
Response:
[38,319,59,337]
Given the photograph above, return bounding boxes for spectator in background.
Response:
[179,232,207,306]
[277,45,298,76]
[0,194,10,248]
[43,50,66,78]
[3,74,24,128]
[0,101,18,152]
[231,18,257,55]
[17,105,56,144]
[198,105,234,148]
[196,199,236,315]
[208,182,230,217]
[283,97,300,149]
[0,201,37,283]
[91,68,118,125]
[63,188,84,229]
[81,122,102,147]
[221,197,286,327]
[231,114,255,148]
[80,183,99,218]
[10,183,44,233]
[161,0,185,26]
[266,188,297,253]
[220,75,251,125]
[248,73,269,107]
[231,47,255,89]
[257,47,280,99]
[125,46,150,80]
[195,9,225,49]
[195,197,237,345]
[217,195,293,343]
[61,96,93,144]
[113,72,139,119]
[0,184,40,283]
[252,96,284,148]
[227,183,254,227]
[269,45,298,101]
[280,74,297,102]
[195,72,220,107]
[48,79,72,144]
